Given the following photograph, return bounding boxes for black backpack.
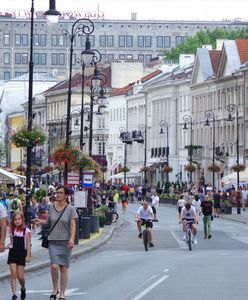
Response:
[12,199,18,211]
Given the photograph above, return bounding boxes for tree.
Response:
[164,28,248,61]
[0,137,7,165]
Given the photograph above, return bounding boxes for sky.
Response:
[1,0,248,21]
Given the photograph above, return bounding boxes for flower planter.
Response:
[11,127,47,148]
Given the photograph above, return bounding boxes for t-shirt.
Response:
[151,195,159,208]
[177,199,185,208]
[137,206,153,220]
[48,204,78,241]
[181,206,196,220]
[201,201,213,216]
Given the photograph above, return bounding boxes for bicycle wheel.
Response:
[112,212,119,223]
[187,230,192,251]
[143,229,148,251]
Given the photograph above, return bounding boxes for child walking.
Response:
[7,211,31,300]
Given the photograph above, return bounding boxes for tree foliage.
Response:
[0,137,7,163]
[164,28,248,61]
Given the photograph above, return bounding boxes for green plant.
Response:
[231,164,246,172]
[184,164,196,172]
[51,144,82,170]
[11,126,47,148]
[34,189,47,202]
[207,164,221,173]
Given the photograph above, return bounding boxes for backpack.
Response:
[12,199,19,211]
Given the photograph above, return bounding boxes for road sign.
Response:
[82,173,94,188]
[68,172,79,185]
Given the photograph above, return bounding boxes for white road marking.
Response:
[164,269,169,273]
[171,230,187,248]
[27,288,87,296]
[131,275,170,300]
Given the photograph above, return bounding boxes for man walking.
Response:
[201,195,213,239]
[151,191,159,221]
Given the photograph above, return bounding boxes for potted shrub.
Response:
[207,164,221,173]
[231,164,246,172]
[11,126,47,148]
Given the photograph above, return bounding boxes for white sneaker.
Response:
[193,238,197,244]
[182,234,186,241]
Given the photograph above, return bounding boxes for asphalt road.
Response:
[1,203,248,300]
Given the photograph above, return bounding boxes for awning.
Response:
[0,168,25,185]
[110,170,142,179]
[109,162,118,172]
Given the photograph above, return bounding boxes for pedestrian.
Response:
[151,191,159,221]
[36,185,77,300]
[201,194,213,239]
[10,193,22,218]
[0,200,7,252]
[7,211,31,300]
[192,194,201,218]
[176,195,185,220]
[120,191,127,214]
[213,189,221,217]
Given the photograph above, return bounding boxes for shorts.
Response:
[7,249,27,266]
[152,206,156,214]
[140,218,153,228]
[178,206,183,213]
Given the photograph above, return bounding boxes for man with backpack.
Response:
[10,193,22,218]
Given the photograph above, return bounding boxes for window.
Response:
[40,34,46,46]
[15,34,21,46]
[52,53,65,65]
[81,35,95,48]
[126,54,133,59]
[99,35,106,47]
[52,35,64,46]
[119,35,125,47]
[4,34,10,46]
[126,35,133,47]
[156,36,163,48]
[138,54,144,61]
[145,36,152,47]
[138,36,144,47]
[145,54,152,64]
[119,54,125,59]
[107,35,114,47]
[22,34,28,46]
[107,54,114,61]
[15,53,21,64]
[4,71,10,80]
[176,36,183,46]
[22,53,28,64]
[15,72,22,78]
[34,53,47,65]
[4,53,10,64]
[164,36,171,48]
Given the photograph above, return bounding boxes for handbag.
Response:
[41,204,67,249]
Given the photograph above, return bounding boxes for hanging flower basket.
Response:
[162,165,173,173]
[207,164,221,173]
[140,166,149,172]
[120,167,130,173]
[77,154,101,180]
[11,126,47,148]
[16,165,26,173]
[184,164,196,172]
[50,144,82,170]
[31,165,40,173]
[231,164,246,172]
[43,165,54,173]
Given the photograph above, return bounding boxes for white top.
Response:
[151,195,159,208]
[0,203,7,218]
[137,206,153,220]
[181,206,196,220]
[177,199,185,207]
[192,199,201,211]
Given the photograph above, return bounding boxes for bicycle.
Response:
[136,219,152,251]
[185,220,195,251]
[108,206,118,223]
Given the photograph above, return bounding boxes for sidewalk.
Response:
[0,216,124,281]
[219,207,248,224]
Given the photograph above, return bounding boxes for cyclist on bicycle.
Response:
[135,200,154,247]
[179,202,198,244]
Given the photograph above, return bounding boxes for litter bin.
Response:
[105,210,113,225]
[90,215,99,233]
[81,217,91,239]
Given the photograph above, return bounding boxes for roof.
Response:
[209,50,221,75]
[236,39,248,64]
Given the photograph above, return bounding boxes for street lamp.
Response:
[133,124,147,184]
[227,103,241,214]
[119,128,133,185]
[183,114,193,184]
[25,0,60,228]
[62,18,94,186]
[204,109,216,190]
[159,120,169,182]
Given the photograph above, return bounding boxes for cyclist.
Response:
[135,200,154,247]
[179,202,198,244]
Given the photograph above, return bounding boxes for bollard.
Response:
[81,217,91,239]
[90,215,99,233]
[105,210,113,225]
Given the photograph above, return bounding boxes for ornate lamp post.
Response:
[227,103,241,214]
[25,0,60,228]
[183,114,193,184]
[159,120,169,182]
[62,18,94,186]
[204,109,216,190]
[119,128,133,184]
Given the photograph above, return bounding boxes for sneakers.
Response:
[138,233,142,239]
[12,296,17,300]
[208,235,212,239]
[193,238,197,244]
[182,234,186,241]
[149,242,154,247]
[20,288,26,300]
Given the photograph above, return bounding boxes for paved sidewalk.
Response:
[219,207,248,224]
[0,217,123,281]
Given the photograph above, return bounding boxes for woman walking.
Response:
[37,185,77,300]
[7,211,31,300]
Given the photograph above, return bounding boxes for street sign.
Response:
[82,173,94,188]
[68,172,79,186]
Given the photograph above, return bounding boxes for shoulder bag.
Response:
[41,204,67,249]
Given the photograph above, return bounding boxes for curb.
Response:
[0,219,123,282]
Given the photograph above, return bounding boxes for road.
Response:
[1,203,248,300]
